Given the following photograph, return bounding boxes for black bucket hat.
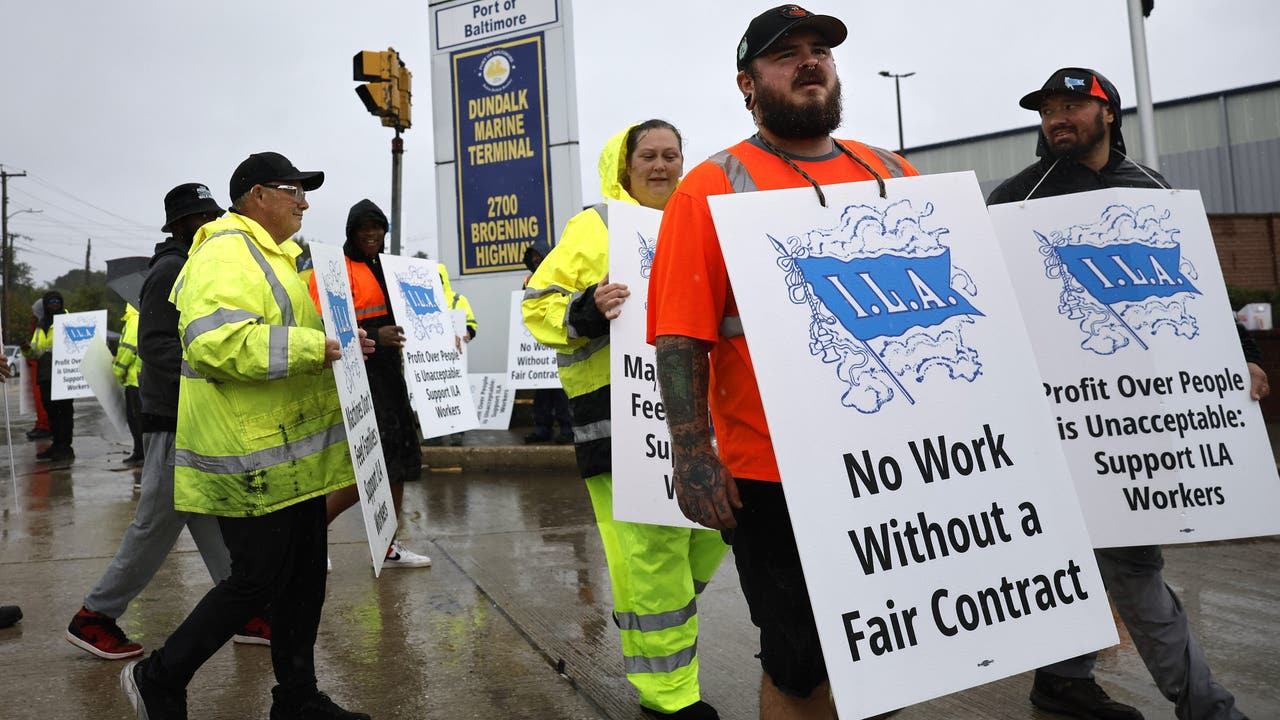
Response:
[161,183,222,232]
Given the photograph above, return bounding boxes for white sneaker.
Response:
[326,556,332,573]
[384,541,431,568]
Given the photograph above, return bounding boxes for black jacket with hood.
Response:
[987,70,1169,205]
[344,199,402,373]
[34,290,65,385]
[137,237,190,431]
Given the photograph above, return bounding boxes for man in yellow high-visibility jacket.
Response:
[112,303,144,466]
[120,152,369,720]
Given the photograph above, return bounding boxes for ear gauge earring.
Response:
[744,93,753,109]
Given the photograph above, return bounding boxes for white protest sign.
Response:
[709,172,1116,719]
[609,201,699,529]
[381,253,479,439]
[990,188,1280,547]
[51,310,105,400]
[506,289,561,389]
[81,339,129,440]
[469,372,515,429]
[311,242,397,575]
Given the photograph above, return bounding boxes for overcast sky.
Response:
[2,0,1277,284]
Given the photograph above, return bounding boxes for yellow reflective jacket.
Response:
[113,304,141,388]
[436,263,477,337]
[171,212,353,517]
[522,126,641,477]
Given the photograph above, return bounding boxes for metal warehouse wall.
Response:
[904,82,1280,213]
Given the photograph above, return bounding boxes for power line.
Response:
[24,172,151,230]
[10,187,146,242]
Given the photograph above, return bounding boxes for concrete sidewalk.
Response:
[1,402,1277,719]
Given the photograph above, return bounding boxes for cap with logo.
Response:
[1019,67,1119,112]
[736,4,847,72]
[228,151,325,204]
[161,183,223,232]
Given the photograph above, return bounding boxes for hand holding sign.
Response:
[594,273,630,321]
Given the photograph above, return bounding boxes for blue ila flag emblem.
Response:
[775,199,984,413]
[394,267,448,341]
[321,262,363,392]
[1038,204,1201,355]
[62,323,96,353]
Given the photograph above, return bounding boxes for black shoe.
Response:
[270,688,369,720]
[120,660,188,720]
[554,433,574,444]
[50,446,75,462]
[35,446,54,460]
[641,700,719,719]
[1030,671,1143,720]
[523,431,551,444]
[0,605,21,628]
[26,428,51,440]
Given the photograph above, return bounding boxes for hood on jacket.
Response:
[436,263,455,301]
[40,290,65,330]
[522,238,552,273]
[598,125,642,206]
[1032,67,1126,159]
[343,199,389,261]
[122,303,138,320]
[149,237,190,269]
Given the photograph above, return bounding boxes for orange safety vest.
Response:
[307,256,390,321]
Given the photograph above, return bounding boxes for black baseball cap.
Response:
[736,4,847,71]
[228,151,324,203]
[161,183,223,232]
[1019,67,1120,112]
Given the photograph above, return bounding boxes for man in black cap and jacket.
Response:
[65,183,273,662]
[990,68,1258,720]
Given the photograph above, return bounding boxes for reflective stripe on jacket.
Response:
[171,212,353,517]
[113,304,141,387]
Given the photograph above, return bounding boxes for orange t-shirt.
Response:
[646,136,918,482]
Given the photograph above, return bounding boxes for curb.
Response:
[421,445,576,472]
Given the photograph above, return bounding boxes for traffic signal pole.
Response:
[391,132,404,256]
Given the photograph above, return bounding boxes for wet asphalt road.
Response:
[0,398,1276,719]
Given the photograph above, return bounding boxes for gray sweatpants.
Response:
[83,431,232,619]
[1041,545,1243,720]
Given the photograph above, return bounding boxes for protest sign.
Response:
[608,201,699,528]
[708,172,1116,718]
[381,253,478,439]
[311,242,397,574]
[469,372,515,429]
[51,310,105,400]
[990,188,1280,547]
[507,290,561,389]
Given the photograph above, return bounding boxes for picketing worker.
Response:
[525,120,728,719]
[988,66,1262,720]
[112,302,145,467]
[647,6,917,719]
[22,290,75,461]
[120,153,369,720]
[66,183,272,663]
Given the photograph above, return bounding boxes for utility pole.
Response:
[354,48,412,255]
[1,166,28,343]
[1127,0,1160,171]
[84,238,91,285]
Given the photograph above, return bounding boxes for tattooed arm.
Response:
[655,334,742,529]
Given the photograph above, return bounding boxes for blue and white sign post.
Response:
[708,172,1116,718]
[990,188,1280,547]
[310,242,398,576]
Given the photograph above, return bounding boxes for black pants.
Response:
[124,386,144,458]
[37,381,74,449]
[143,496,327,693]
[532,388,572,437]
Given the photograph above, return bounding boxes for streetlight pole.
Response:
[879,70,916,153]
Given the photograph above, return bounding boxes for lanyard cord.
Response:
[754,133,887,206]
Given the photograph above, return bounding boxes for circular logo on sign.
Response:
[480,50,513,91]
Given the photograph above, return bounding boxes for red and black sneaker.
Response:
[66,606,143,660]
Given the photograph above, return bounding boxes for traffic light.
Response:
[354,48,412,130]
